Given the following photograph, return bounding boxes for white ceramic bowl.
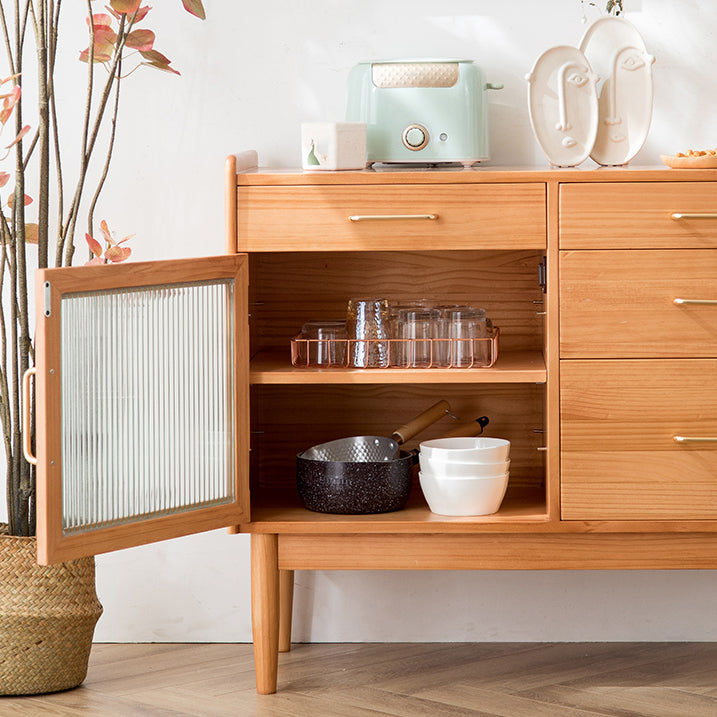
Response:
[419,437,510,463]
[419,471,509,517]
[418,454,510,478]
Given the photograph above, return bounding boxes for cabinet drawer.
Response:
[561,359,717,520]
[560,249,717,358]
[236,183,546,251]
[560,182,717,249]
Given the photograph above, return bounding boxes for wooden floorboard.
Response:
[1,643,716,716]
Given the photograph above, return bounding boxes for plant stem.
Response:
[49,0,64,268]
[88,53,122,237]
[63,10,130,266]
[33,0,49,269]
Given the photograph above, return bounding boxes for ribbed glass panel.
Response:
[60,279,235,534]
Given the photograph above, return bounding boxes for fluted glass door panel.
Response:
[60,279,235,534]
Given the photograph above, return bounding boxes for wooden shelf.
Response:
[249,349,546,385]
[241,486,549,534]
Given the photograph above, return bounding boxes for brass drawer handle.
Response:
[674,435,717,444]
[671,213,717,220]
[673,298,717,306]
[349,214,438,222]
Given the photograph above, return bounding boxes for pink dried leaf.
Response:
[133,6,151,22]
[85,232,104,258]
[5,124,30,149]
[181,0,206,19]
[125,28,155,51]
[0,86,21,123]
[80,46,113,63]
[139,49,180,75]
[85,255,106,266]
[105,244,131,263]
[0,172,9,188]
[87,13,114,28]
[110,0,142,14]
[24,223,39,245]
[99,219,112,244]
[7,193,33,209]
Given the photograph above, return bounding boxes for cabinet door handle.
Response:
[671,213,717,220]
[673,298,717,306]
[674,435,717,444]
[22,367,37,466]
[349,214,438,222]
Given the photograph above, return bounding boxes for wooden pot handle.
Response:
[440,415,490,438]
[391,400,450,445]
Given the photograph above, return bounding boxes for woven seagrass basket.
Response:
[0,534,103,695]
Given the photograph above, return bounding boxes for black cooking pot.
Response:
[296,450,416,515]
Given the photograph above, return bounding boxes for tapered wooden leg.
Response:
[251,534,279,694]
[278,570,294,653]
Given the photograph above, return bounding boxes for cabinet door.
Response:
[33,255,249,565]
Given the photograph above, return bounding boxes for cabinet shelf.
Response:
[243,486,548,534]
[249,349,546,385]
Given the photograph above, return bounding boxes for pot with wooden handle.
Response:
[297,400,451,514]
[300,399,451,463]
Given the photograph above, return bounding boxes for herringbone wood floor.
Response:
[1,643,717,716]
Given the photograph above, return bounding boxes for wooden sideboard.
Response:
[30,158,717,696]
[225,158,717,693]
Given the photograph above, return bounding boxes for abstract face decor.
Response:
[528,17,654,167]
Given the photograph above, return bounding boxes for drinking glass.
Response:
[444,306,488,367]
[346,298,390,368]
[301,320,347,366]
[395,308,440,368]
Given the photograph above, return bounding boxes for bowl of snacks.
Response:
[660,149,717,169]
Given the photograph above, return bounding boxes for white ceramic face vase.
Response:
[526,45,599,168]
[579,16,655,166]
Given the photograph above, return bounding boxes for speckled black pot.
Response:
[296,450,415,514]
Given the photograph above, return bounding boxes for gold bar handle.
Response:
[349,214,438,222]
[671,213,717,220]
[22,367,37,466]
[673,298,717,306]
[674,435,717,444]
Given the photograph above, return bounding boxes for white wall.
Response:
[17,0,717,641]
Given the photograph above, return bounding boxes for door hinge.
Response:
[538,257,547,293]
[43,281,51,317]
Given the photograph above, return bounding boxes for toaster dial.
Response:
[402,124,429,151]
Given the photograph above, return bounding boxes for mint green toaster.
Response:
[346,59,503,167]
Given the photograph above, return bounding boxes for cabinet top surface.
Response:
[233,162,717,186]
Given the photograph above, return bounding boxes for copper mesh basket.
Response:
[291,327,499,369]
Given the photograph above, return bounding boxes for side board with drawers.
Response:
[227,157,717,693]
[30,158,717,696]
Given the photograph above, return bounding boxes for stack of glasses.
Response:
[293,298,496,369]
[343,298,494,369]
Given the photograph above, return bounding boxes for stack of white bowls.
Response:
[418,437,511,516]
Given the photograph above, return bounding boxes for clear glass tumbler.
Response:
[396,308,440,368]
[444,306,488,367]
[346,298,390,368]
[301,320,348,366]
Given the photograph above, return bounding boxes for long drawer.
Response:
[560,249,717,358]
[560,182,717,249]
[561,359,717,520]
[236,183,546,251]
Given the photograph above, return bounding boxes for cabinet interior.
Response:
[248,249,545,354]
[246,249,548,522]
